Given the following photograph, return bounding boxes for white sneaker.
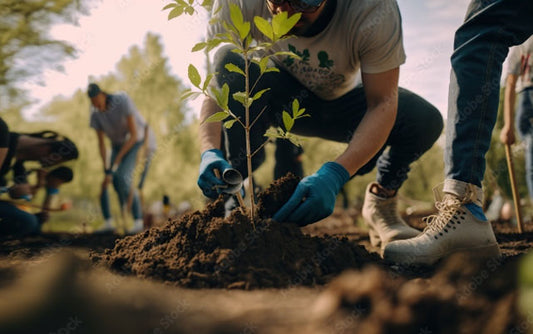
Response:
[383,193,501,265]
[362,183,420,249]
[127,219,144,234]
[94,219,115,234]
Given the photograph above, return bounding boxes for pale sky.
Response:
[23,0,472,119]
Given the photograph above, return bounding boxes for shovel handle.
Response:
[504,144,524,233]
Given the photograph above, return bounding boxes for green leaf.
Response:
[273,51,301,60]
[259,57,270,74]
[225,63,245,76]
[252,88,270,101]
[264,68,280,73]
[220,83,230,109]
[205,112,229,123]
[264,127,285,139]
[233,92,252,108]
[291,99,300,117]
[282,111,294,132]
[185,6,195,15]
[206,38,223,52]
[224,119,238,129]
[192,42,207,52]
[254,16,274,41]
[168,6,184,20]
[188,64,201,88]
[286,133,302,146]
[188,0,194,4]
[229,4,250,40]
[162,3,176,11]
[271,12,301,38]
[180,90,202,101]
[296,107,307,118]
[202,73,215,91]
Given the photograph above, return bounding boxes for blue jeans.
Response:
[215,46,443,190]
[445,0,533,200]
[101,142,143,220]
[0,201,40,236]
[516,88,533,198]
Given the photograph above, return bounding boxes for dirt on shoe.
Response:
[91,174,380,289]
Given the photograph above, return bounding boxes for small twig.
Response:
[250,105,268,129]
[251,139,271,158]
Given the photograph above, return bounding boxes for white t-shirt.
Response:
[89,92,148,146]
[506,35,533,92]
[208,0,406,100]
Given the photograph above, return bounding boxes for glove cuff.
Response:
[201,148,224,160]
[320,162,350,190]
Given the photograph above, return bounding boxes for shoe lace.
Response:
[422,184,474,233]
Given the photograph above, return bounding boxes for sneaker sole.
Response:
[384,243,502,266]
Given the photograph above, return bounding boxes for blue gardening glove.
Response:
[273,161,350,226]
[198,149,232,199]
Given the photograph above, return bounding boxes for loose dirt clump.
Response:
[314,253,522,334]
[92,174,379,289]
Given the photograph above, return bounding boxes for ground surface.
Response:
[1,177,532,334]
[0,210,532,334]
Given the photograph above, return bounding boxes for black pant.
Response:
[215,46,443,190]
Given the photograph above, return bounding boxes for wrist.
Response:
[201,148,224,159]
[320,162,350,189]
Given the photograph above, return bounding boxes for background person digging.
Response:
[88,83,156,234]
[197,0,443,249]
[0,129,78,237]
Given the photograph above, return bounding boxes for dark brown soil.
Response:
[92,174,379,288]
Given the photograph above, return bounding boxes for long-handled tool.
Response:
[504,143,524,233]
[2,199,72,212]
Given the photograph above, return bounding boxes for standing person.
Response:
[0,130,78,236]
[87,83,147,234]
[500,35,533,198]
[384,0,533,264]
[197,0,443,249]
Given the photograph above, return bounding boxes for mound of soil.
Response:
[92,174,379,289]
[314,253,522,334]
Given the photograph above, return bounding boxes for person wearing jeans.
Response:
[198,0,443,249]
[384,0,533,265]
[88,83,147,234]
[500,35,533,198]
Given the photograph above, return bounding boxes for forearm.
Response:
[113,137,136,167]
[335,102,396,176]
[503,75,517,128]
[199,96,222,152]
[98,142,108,170]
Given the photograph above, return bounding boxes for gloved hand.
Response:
[197,149,232,199]
[273,162,349,226]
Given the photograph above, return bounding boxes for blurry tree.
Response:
[0,0,90,109]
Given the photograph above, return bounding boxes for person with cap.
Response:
[197,0,444,249]
[87,83,155,234]
[383,1,533,265]
[0,129,78,236]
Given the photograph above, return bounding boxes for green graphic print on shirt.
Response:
[282,44,345,97]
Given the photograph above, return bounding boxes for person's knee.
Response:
[112,173,131,193]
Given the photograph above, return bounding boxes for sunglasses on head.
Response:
[267,0,325,13]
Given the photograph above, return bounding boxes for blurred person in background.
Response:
[0,129,78,236]
[88,83,156,234]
